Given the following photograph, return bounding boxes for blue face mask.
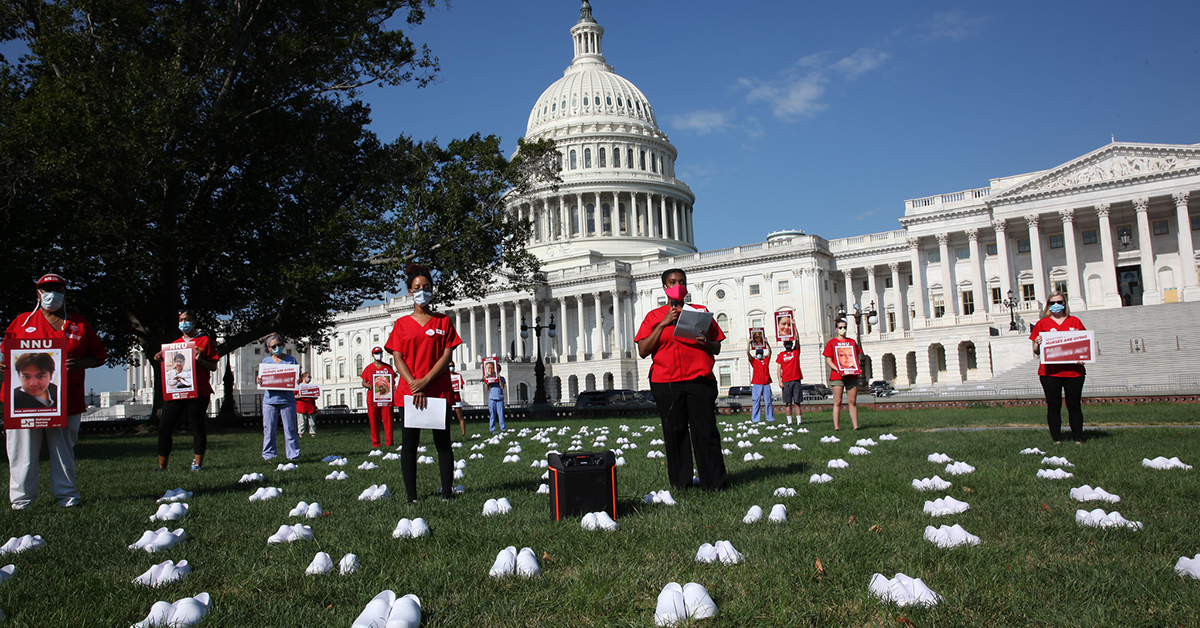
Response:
[412,290,433,306]
[272,345,285,356]
[1048,303,1066,315]
[179,321,194,334]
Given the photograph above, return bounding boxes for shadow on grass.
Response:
[728,461,810,486]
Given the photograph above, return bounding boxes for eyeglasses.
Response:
[836,326,847,330]
[269,344,283,349]
[1048,301,1065,305]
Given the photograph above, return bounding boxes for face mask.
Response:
[837,327,847,337]
[179,321,195,334]
[664,284,687,302]
[784,342,794,351]
[412,290,433,306]
[40,291,64,312]
[372,353,383,362]
[272,345,285,356]
[1049,303,1066,314]
[449,366,456,372]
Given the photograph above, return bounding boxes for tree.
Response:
[0,1,557,403]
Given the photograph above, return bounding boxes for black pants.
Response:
[1040,375,1085,442]
[158,396,209,457]
[399,409,454,502]
[650,377,727,490]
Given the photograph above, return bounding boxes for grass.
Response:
[1,403,1198,627]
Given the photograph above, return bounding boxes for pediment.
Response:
[992,143,1200,201]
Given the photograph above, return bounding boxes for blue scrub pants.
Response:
[751,384,774,423]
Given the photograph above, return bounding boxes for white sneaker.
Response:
[769,504,788,523]
[595,511,618,531]
[682,582,718,620]
[306,503,323,518]
[515,547,541,577]
[489,546,517,578]
[288,501,310,517]
[288,524,314,542]
[131,600,174,628]
[482,499,500,516]
[654,582,686,627]
[267,525,292,544]
[392,518,412,539]
[352,590,397,628]
[496,497,512,513]
[694,543,719,563]
[306,552,334,575]
[339,553,360,575]
[409,518,430,538]
[716,540,744,565]
[385,593,422,628]
[743,505,763,524]
[164,592,211,627]
[581,512,599,531]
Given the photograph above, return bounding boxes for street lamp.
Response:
[520,315,557,405]
[1002,289,1021,331]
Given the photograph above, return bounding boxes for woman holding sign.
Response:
[635,268,728,491]
[823,319,862,431]
[1,273,107,509]
[385,264,462,503]
[259,333,300,462]
[361,347,396,448]
[1030,291,1086,445]
[153,309,218,472]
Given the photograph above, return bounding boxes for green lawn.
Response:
[1,404,1198,627]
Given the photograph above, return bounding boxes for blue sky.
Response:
[79,0,1200,391]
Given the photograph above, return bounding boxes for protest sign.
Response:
[483,357,501,384]
[749,327,766,350]
[372,372,394,405]
[258,363,300,391]
[775,310,796,342]
[831,340,861,376]
[161,342,198,401]
[5,337,67,429]
[1040,330,1096,364]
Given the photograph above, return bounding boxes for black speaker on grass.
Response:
[547,451,617,521]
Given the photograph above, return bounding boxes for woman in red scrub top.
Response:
[153,308,218,471]
[385,264,462,503]
[1030,291,1087,445]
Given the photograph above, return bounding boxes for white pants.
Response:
[7,413,82,507]
[299,413,317,435]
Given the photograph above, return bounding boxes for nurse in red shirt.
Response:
[1,274,107,509]
[635,268,728,491]
[152,309,218,471]
[360,347,396,447]
[823,319,863,431]
[385,264,462,503]
[775,341,803,425]
[1030,291,1086,445]
[747,344,774,423]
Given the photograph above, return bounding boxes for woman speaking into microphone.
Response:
[634,268,728,491]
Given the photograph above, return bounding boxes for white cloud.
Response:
[831,48,889,79]
[738,72,828,121]
[927,11,988,40]
[670,110,731,135]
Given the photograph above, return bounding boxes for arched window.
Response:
[602,203,612,234]
[324,361,331,380]
[606,95,612,106]
[355,354,364,375]
[639,150,646,170]
[584,148,592,168]
[650,152,657,173]
[561,100,566,110]
[555,153,563,170]
[569,150,577,170]
[716,313,730,333]
[613,147,621,168]
[598,148,606,167]
[571,205,579,235]
[571,96,577,108]
[551,102,556,112]
[617,97,623,107]
[337,360,346,378]
[583,96,589,106]
[618,203,627,234]
[586,203,596,235]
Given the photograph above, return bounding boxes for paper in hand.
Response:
[673,305,714,343]
[403,395,447,430]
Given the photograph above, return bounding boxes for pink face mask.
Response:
[664,284,688,302]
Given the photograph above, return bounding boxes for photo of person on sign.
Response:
[165,352,193,391]
[13,352,59,410]
[775,311,795,342]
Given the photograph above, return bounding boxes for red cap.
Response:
[372,346,384,354]
[36,273,67,288]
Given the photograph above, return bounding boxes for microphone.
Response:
[669,299,682,308]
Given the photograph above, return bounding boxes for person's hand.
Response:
[65,357,89,371]
[659,306,681,328]
[1034,336,1042,347]
[409,376,430,395]
[412,391,427,410]
[153,350,164,362]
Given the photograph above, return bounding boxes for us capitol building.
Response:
[127,2,1200,412]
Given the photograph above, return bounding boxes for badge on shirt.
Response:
[425,329,435,336]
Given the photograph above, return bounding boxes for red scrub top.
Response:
[634,304,725,384]
[171,334,219,397]
[750,356,772,385]
[361,361,397,406]
[2,310,107,416]
[1029,316,1086,378]
[776,348,802,382]
[822,337,861,382]
[384,314,462,399]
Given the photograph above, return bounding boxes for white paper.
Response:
[403,395,447,430]
[673,305,713,342]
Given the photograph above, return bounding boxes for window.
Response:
[324,362,332,380]
[778,280,790,293]
[601,203,612,233]
[325,394,332,407]
[582,96,588,106]
[1048,235,1064,249]
[715,289,726,300]
[716,313,730,332]
[337,337,344,346]
[584,148,592,168]
[338,361,346,378]
[569,150,577,170]
[750,317,763,328]
[1018,239,1031,253]
[639,151,646,170]
[908,275,913,286]
[627,149,634,168]
[991,287,1002,304]
[598,148,606,167]
[932,294,945,318]
[338,392,346,406]
[887,312,896,332]
[962,291,975,315]
[1021,284,1036,301]
[956,248,970,260]
[657,297,667,306]
[606,96,612,106]
[719,365,732,388]
[618,203,627,233]
[372,333,379,342]
[861,280,869,291]
[571,205,579,234]
[650,152,657,173]
[1053,280,1068,296]
[1192,216,1199,231]
[928,250,941,263]
[833,283,838,293]
[613,148,620,168]
[885,278,893,289]
[254,347,261,355]
[555,153,563,170]
[1153,220,1170,236]
[356,391,364,408]
[355,354,364,375]
[586,204,595,234]
[986,243,998,256]
[749,284,761,296]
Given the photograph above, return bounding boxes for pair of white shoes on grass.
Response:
[267,524,314,544]
[1176,555,1200,579]
[536,484,550,494]
[328,457,349,466]
[927,453,953,464]
[288,501,323,518]
[469,453,484,459]
[156,488,192,503]
[647,451,665,459]
[416,456,435,464]
[133,560,191,588]
[276,463,298,471]
[326,471,350,481]
[809,474,833,484]
[781,443,801,451]
[923,496,970,517]
[820,436,840,443]
[392,518,430,539]
[0,535,45,555]
[581,511,618,531]
[368,449,383,456]
[695,541,742,565]
[352,591,421,628]
[129,528,186,553]
[382,452,400,461]
[149,503,189,522]
[1037,468,1074,480]
[1019,447,1045,455]
[742,452,764,462]
[454,460,467,469]
[1142,456,1192,470]
[1075,508,1142,530]
[827,459,849,469]
[502,455,521,463]
[643,490,677,506]
[654,582,717,626]
[923,524,980,549]
[529,459,549,468]
[848,447,870,456]
[131,592,210,628]
[743,504,786,524]
[237,472,264,483]
[855,438,878,447]
[1041,456,1072,467]
[489,546,540,578]
[912,476,952,491]
[879,433,897,441]
[945,461,975,475]
[481,498,512,516]
[453,469,465,480]
[306,552,358,575]
[1070,485,1120,503]
[869,573,941,607]
[249,487,283,502]
[358,485,392,501]
[359,462,379,470]
[773,487,796,497]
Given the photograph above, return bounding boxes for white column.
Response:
[591,291,603,356]
[1059,208,1085,311]
[688,205,695,244]
[841,268,854,310]
[992,219,1012,301]
[657,194,666,239]
[1095,204,1122,307]
[672,199,681,242]
[594,191,602,236]
[936,233,958,316]
[889,262,904,332]
[908,237,928,319]
[498,304,508,360]
[966,228,985,314]
[575,295,586,359]
[1174,192,1200,301]
[575,193,584,237]
[865,266,879,336]
[614,290,625,356]
[468,307,478,364]
[1134,197,1160,304]
[484,304,494,358]
[1026,215,1047,303]
[557,298,568,357]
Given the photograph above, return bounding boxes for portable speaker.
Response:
[547,451,617,521]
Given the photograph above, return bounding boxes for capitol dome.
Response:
[512,1,697,272]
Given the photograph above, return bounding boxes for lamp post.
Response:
[216,321,237,418]
[520,315,556,405]
[1002,289,1021,331]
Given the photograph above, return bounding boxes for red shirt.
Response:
[634,304,726,383]
[360,361,396,405]
[776,348,802,382]
[170,334,219,397]
[296,394,318,415]
[750,356,772,385]
[2,310,107,416]
[1029,316,1086,378]
[384,313,462,399]
[822,337,861,381]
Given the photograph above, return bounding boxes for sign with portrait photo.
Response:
[258,363,300,391]
[831,340,862,376]
[372,373,394,406]
[1040,330,1096,365]
[482,357,501,384]
[749,327,767,350]
[775,309,796,342]
[5,337,67,429]
[161,341,198,401]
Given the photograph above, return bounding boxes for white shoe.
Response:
[515,547,541,577]
[595,511,618,531]
[164,592,211,627]
[132,600,174,628]
[657,490,677,506]
[409,518,430,538]
[392,518,412,539]
[128,529,158,551]
[385,593,422,628]
[489,546,517,578]
[716,540,744,565]
[143,528,186,553]
[496,498,512,514]
[339,553,360,575]
[482,499,500,516]
[768,504,787,523]
[306,552,334,575]
[581,512,599,531]
[289,524,314,542]
[654,582,686,627]
[267,524,292,544]
[306,503,323,518]
[288,501,310,517]
[157,488,192,503]
[0,564,14,583]
[536,483,550,494]
[352,590,397,628]
[743,505,763,524]
[695,543,718,563]
[682,582,718,620]
[238,472,265,483]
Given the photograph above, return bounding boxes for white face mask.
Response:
[40,291,64,312]
[837,327,848,337]
[412,290,433,306]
